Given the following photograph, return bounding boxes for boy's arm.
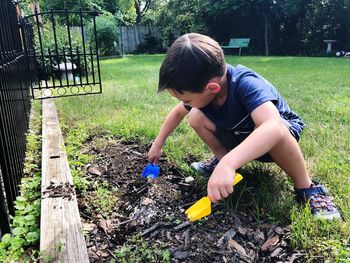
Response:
[208,101,285,202]
[223,101,285,168]
[148,102,189,163]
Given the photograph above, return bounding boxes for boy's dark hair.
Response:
[158,33,226,93]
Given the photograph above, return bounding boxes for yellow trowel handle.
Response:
[233,173,243,186]
[185,173,244,222]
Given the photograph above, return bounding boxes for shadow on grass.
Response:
[222,162,295,225]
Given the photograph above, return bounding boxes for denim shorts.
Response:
[214,118,294,163]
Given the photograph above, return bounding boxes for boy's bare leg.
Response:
[188,108,229,159]
[268,126,312,189]
[189,108,312,189]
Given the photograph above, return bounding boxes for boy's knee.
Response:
[188,108,215,131]
[188,109,203,130]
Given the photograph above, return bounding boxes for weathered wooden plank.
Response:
[40,99,89,263]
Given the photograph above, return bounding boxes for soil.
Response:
[77,138,305,263]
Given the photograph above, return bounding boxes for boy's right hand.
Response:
[147,142,162,164]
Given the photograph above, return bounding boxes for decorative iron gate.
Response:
[0,2,103,235]
[21,7,102,99]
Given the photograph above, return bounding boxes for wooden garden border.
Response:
[40,99,89,262]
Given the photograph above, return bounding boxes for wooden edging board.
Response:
[40,99,89,262]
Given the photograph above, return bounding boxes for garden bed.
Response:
[78,138,305,262]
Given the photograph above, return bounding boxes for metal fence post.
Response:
[0,173,10,234]
[0,0,32,234]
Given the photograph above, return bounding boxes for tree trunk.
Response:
[262,12,269,56]
[135,1,142,24]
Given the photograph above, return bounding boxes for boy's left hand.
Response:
[207,161,235,203]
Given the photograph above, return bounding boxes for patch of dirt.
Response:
[78,139,305,262]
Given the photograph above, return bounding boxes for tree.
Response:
[134,0,151,24]
[115,0,136,25]
[266,0,311,55]
[198,0,275,56]
[38,0,96,12]
[301,0,350,54]
[155,0,205,47]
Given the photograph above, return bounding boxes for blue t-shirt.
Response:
[197,64,305,140]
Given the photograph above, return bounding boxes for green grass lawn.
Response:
[55,55,350,260]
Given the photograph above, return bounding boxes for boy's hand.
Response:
[147,142,162,164]
[207,161,235,203]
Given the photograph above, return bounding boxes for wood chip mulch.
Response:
[77,138,306,263]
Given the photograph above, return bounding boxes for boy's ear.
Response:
[205,82,221,94]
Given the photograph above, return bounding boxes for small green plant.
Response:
[39,252,54,263]
[90,135,115,149]
[114,235,170,263]
[61,122,94,193]
[85,181,118,217]
[60,121,119,219]
[0,103,42,262]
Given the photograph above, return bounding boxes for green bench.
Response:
[221,38,251,56]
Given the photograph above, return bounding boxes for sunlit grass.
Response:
[55,55,350,261]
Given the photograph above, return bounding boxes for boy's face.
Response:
[167,78,223,108]
[167,85,217,108]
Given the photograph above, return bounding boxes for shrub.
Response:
[135,32,163,54]
[33,22,90,80]
[87,14,119,56]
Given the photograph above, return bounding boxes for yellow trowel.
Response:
[185,173,243,222]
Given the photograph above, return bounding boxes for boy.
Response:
[147,33,340,220]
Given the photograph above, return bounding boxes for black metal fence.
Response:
[22,7,102,99]
[0,1,102,235]
[0,0,31,234]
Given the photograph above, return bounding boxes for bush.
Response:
[159,27,179,49]
[135,32,164,54]
[87,14,119,56]
[34,22,90,80]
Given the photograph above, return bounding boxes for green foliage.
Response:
[301,0,350,55]
[87,14,119,56]
[153,0,350,55]
[290,206,350,261]
[60,121,94,193]
[156,0,204,48]
[18,0,35,17]
[139,0,166,26]
[115,0,137,25]
[224,163,295,224]
[85,181,118,217]
[38,0,94,12]
[136,32,163,54]
[62,126,122,227]
[114,235,170,263]
[34,22,90,79]
[27,0,350,55]
[38,0,136,20]
[0,103,42,262]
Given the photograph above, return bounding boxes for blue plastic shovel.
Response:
[141,163,160,179]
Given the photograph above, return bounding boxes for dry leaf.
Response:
[82,223,97,232]
[261,235,279,251]
[228,239,248,257]
[88,166,102,176]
